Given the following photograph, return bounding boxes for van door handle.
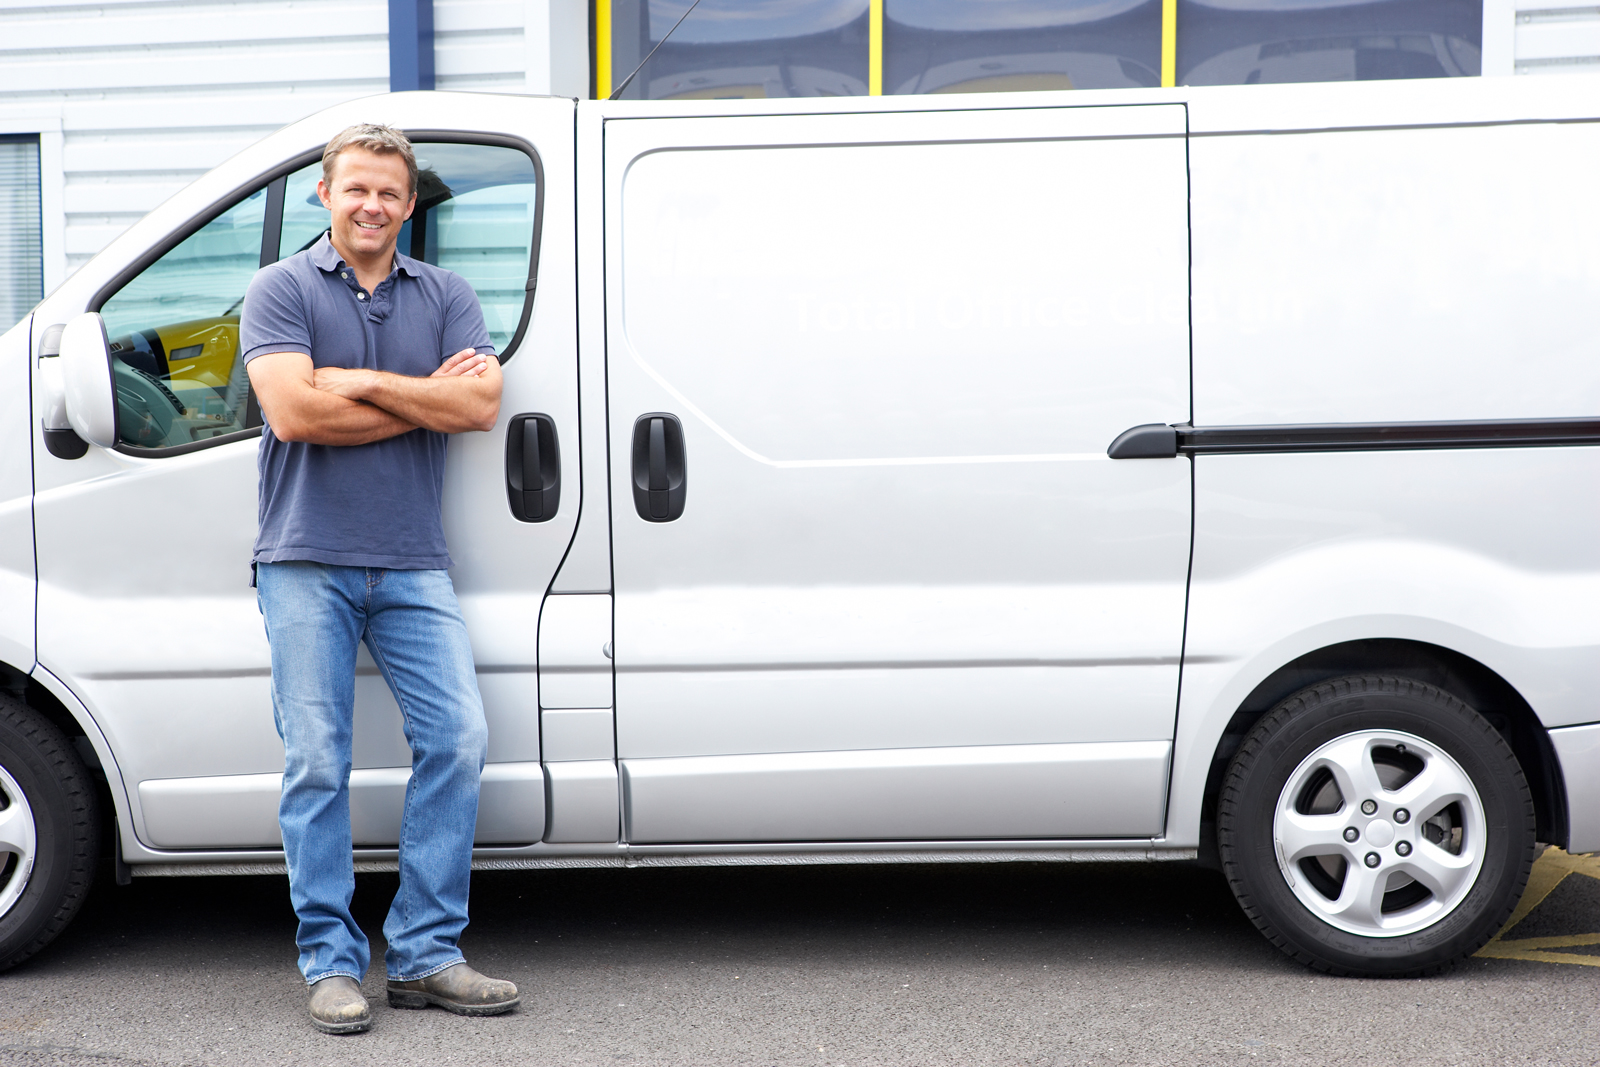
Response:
[506,413,560,522]
[631,412,687,522]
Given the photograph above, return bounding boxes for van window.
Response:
[278,142,539,354]
[98,189,266,450]
[95,139,540,453]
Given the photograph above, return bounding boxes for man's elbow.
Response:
[469,396,501,434]
[263,413,309,443]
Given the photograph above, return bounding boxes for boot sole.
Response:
[310,1014,371,1035]
[387,988,520,1016]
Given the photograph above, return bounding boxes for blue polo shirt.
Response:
[240,234,493,569]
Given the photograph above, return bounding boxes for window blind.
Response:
[0,136,43,333]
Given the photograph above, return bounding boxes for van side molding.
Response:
[1177,417,1600,455]
[1110,418,1600,458]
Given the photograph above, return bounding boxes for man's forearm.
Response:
[339,362,501,434]
[275,390,418,446]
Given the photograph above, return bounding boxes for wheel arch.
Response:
[0,658,126,867]
[1193,638,1566,868]
[0,659,87,755]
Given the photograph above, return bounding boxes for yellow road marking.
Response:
[1475,847,1600,966]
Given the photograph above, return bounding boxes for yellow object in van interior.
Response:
[125,316,241,390]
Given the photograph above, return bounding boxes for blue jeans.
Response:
[256,562,488,985]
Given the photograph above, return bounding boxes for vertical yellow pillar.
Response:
[1161,0,1176,87]
[596,0,613,98]
[869,0,884,95]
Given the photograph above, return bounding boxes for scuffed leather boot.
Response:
[387,962,520,1016]
[308,975,371,1034]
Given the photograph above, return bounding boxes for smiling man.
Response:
[240,124,517,1034]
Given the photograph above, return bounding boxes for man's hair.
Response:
[322,124,418,198]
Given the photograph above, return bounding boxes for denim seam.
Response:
[390,957,466,983]
[306,970,364,987]
[363,623,421,968]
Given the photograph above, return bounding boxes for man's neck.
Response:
[330,234,396,295]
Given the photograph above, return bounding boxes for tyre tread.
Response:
[0,693,100,972]
[1217,674,1536,978]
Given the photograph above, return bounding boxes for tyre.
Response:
[1218,675,1536,977]
[0,693,100,971]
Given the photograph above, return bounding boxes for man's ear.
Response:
[403,193,418,222]
[316,179,333,210]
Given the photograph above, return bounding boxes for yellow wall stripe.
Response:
[596,0,612,98]
[1160,0,1176,87]
[868,0,884,96]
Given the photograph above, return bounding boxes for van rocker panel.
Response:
[621,741,1170,844]
[137,762,546,849]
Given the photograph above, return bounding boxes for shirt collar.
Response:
[311,231,423,279]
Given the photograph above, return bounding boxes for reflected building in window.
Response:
[610,0,870,99]
[602,0,1484,97]
[884,0,1162,93]
[1176,0,1481,84]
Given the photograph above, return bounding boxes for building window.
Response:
[885,0,1163,93]
[0,135,43,333]
[1177,0,1481,84]
[596,0,1483,96]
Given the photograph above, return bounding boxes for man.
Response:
[241,124,517,1035]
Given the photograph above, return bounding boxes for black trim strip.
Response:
[1176,418,1600,455]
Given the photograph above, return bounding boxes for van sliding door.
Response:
[605,104,1192,844]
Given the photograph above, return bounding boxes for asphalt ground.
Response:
[2,848,1598,1067]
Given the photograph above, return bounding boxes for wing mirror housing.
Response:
[55,312,118,451]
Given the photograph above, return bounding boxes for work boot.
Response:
[387,962,520,1016]
[308,975,371,1034]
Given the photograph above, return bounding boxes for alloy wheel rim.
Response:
[0,762,38,921]
[1272,729,1486,938]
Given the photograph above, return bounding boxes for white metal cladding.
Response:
[0,0,582,281]
[1515,0,1600,74]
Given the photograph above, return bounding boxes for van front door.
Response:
[604,104,1193,844]
[30,96,578,855]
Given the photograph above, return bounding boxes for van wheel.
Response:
[1218,675,1536,977]
[0,693,100,972]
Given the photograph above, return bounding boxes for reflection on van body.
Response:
[1177,0,1481,84]
[612,0,869,99]
[885,0,1162,92]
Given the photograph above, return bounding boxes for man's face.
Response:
[317,147,416,262]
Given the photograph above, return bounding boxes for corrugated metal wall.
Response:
[1515,0,1600,73]
[0,0,558,281]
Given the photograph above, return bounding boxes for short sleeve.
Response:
[240,264,312,364]
[440,272,495,361]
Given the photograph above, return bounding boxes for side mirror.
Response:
[58,312,118,449]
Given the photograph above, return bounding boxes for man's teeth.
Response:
[355,222,382,230]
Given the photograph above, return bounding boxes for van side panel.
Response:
[0,316,35,675]
[1168,448,1600,848]
[1189,122,1600,424]
[1170,117,1600,849]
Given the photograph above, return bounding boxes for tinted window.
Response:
[96,140,539,452]
[885,0,1162,93]
[1177,0,1481,84]
[99,190,265,449]
[279,143,538,353]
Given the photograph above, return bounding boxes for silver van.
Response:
[2,76,1597,976]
